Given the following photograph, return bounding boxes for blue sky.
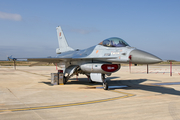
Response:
[0,0,180,61]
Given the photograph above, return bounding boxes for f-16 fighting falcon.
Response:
[9,26,162,90]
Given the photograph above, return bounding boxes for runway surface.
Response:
[0,65,180,120]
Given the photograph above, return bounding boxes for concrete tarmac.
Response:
[0,65,180,120]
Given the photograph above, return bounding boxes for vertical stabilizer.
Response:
[56,26,74,54]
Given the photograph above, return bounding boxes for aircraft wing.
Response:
[72,56,117,59]
[28,56,118,62]
[8,56,117,63]
[8,56,66,63]
[27,58,69,62]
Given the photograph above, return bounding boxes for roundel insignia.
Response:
[59,32,61,36]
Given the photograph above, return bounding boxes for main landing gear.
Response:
[63,76,68,84]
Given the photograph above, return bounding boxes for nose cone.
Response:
[129,49,162,64]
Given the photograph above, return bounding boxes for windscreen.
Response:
[99,37,130,47]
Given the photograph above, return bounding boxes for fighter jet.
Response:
[9,26,162,90]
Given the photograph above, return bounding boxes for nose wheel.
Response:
[102,74,108,90]
[103,82,108,90]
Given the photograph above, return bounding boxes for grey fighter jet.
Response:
[9,26,162,90]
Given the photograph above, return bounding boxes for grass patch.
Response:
[0,61,54,66]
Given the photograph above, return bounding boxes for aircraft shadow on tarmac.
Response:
[39,82,53,86]
[70,77,180,96]
[68,77,120,85]
[41,77,119,86]
[108,79,180,96]
[42,77,180,96]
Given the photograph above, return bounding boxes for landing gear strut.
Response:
[63,76,68,84]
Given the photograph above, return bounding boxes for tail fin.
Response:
[56,26,74,54]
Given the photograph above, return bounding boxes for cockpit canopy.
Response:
[99,37,130,47]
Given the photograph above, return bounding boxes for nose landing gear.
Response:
[103,82,108,90]
[102,74,108,90]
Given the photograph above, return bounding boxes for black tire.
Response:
[63,76,67,84]
[103,82,108,90]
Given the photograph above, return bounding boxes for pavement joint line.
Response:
[17,69,49,77]
[0,90,135,113]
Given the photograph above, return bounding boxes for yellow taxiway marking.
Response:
[0,90,135,113]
